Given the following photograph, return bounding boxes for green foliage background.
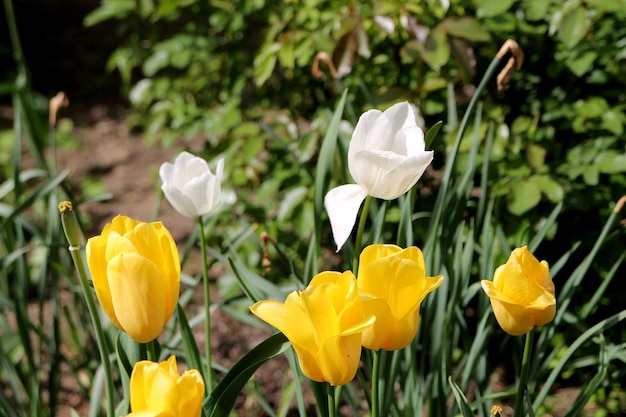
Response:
[82,0,626,272]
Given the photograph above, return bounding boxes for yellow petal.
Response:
[107,253,168,343]
[177,369,205,416]
[86,235,122,330]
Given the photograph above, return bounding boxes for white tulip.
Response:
[160,151,224,218]
[324,102,434,251]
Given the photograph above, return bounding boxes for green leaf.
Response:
[475,0,516,17]
[425,120,443,149]
[440,16,491,42]
[176,304,207,390]
[143,50,170,76]
[448,377,475,417]
[507,179,542,215]
[523,0,551,21]
[600,110,624,135]
[596,151,626,173]
[530,175,564,202]
[525,144,546,169]
[83,0,135,26]
[558,8,589,48]
[204,332,291,417]
[421,25,450,70]
[582,165,599,185]
[584,0,626,12]
[566,51,597,76]
[129,79,153,106]
[254,43,282,87]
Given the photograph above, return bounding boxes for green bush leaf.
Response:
[440,17,491,42]
[422,25,450,70]
[530,175,564,203]
[507,179,542,215]
[596,151,626,173]
[475,0,515,17]
[558,8,589,48]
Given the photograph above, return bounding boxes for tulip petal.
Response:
[107,253,168,343]
[353,149,434,199]
[177,370,205,416]
[324,184,368,251]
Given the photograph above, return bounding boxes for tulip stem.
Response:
[513,328,535,417]
[327,383,337,417]
[145,340,157,362]
[370,349,381,417]
[66,245,116,417]
[198,215,214,391]
[353,195,373,275]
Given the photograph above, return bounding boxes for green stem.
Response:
[198,215,214,391]
[352,195,373,275]
[68,245,116,417]
[513,329,535,417]
[145,340,157,362]
[371,349,382,417]
[327,384,337,417]
[3,0,26,75]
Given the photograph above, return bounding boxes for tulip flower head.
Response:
[160,151,224,218]
[250,271,375,386]
[357,244,444,351]
[324,102,434,251]
[481,246,556,336]
[126,355,205,417]
[86,215,180,343]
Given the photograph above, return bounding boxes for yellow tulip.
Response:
[126,355,205,417]
[86,215,180,343]
[250,271,375,386]
[481,246,556,336]
[357,244,444,351]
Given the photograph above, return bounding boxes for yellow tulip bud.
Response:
[481,246,556,336]
[250,271,375,386]
[357,244,444,351]
[126,355,205,417]
[86,215,180,343]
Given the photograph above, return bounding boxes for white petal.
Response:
[356,149,434,199]
[324,184,368,252]
[383,101,415,134]
[161,184,199,218]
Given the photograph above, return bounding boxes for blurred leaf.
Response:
[421,25,450,70]
[507,179,542,215]
[582,165,599,185]
[440,17,491,42]
[596,151,626,173]
[254,43,282,87]
[523,0,551,21]
[566,51,597,76]
[277,186,308,222]
[129,79,153,106]
[558,7,589,48]
[584,0,626,12]
[530,175,564,203]
[600,110,624,135]
[526,144,546,169]
[143,50,170,76]
[475,0,515,17]
[83,0,135,26]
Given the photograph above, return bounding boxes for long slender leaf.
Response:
[204,332,291,417]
